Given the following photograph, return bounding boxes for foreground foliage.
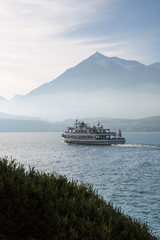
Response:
[0,158,157,240]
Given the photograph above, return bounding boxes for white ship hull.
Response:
[62,137,125,145]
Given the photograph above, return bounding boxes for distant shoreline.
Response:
[0,116,160,132]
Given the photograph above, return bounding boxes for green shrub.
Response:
[0,158,157,240]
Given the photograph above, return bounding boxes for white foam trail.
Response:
[114,144,160,149]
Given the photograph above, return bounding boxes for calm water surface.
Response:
[0,132,160,238]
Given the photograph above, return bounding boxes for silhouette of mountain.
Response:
[1,52,160,120]
[24,52,160,98]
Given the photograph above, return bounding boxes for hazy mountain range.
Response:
[0,113,159,132]
[0,52,160,120]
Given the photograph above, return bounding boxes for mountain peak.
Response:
[89,52,144,70]
[92,51,105,57]
[88,52,109,67]
[90,52,107,60]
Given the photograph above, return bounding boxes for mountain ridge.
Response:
[0,52,159,120]
[86,52,145,69]
[0,52,160,100]
[23,52,160,98]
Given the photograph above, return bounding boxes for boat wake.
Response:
[114,144,160,149]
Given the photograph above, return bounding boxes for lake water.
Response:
[0,132,160,238]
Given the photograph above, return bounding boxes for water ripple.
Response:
[0,132,160,238]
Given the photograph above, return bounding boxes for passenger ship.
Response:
[62,120,126,145]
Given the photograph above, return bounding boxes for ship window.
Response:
[95,135,106,140]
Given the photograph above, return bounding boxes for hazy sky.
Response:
[0,0,160,99]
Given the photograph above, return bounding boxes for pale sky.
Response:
[0,0,160,99]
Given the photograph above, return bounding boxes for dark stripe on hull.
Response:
[62,138,125,145]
